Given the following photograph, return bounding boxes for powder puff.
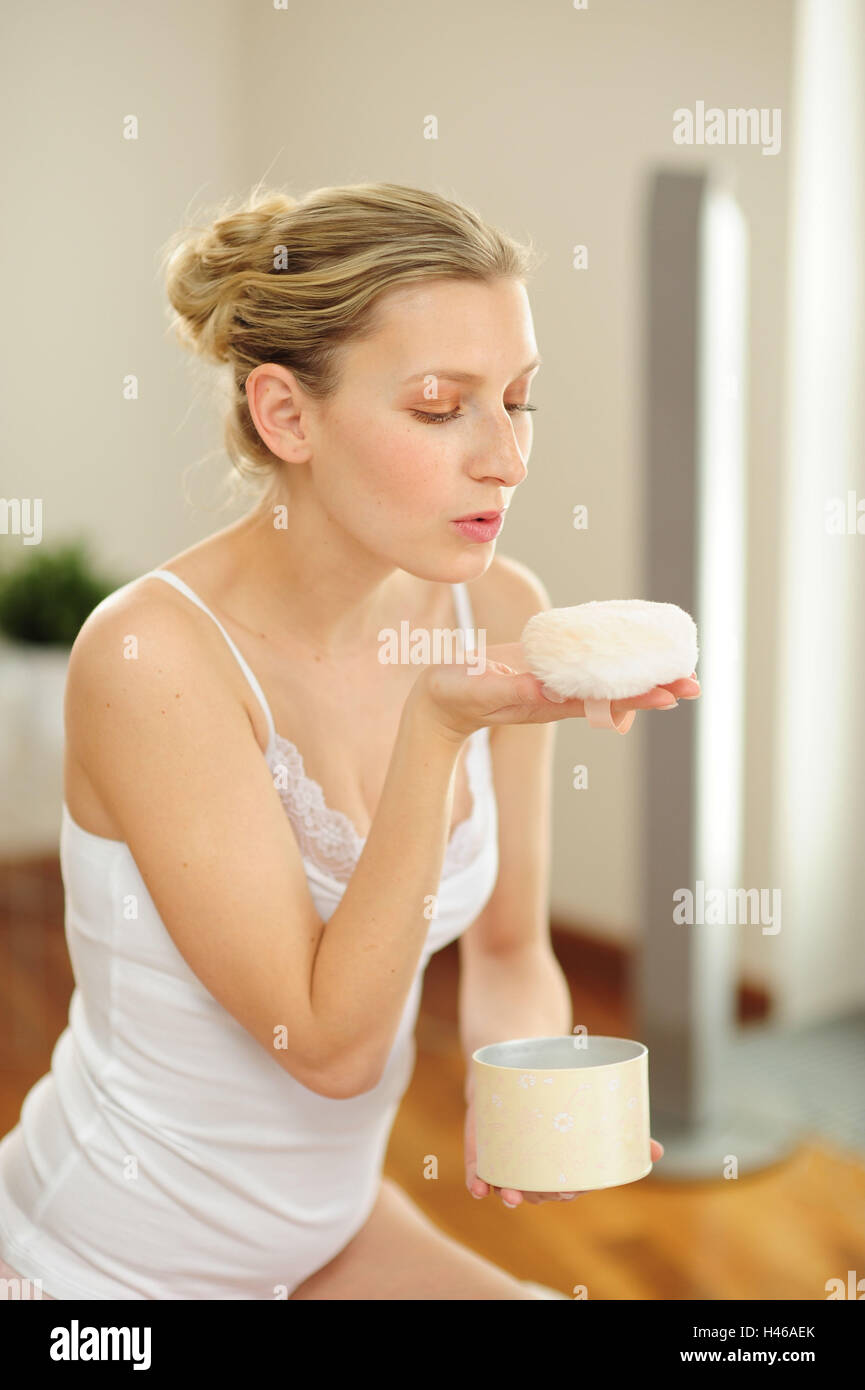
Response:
[520,599,698,701]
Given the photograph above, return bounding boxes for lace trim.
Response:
[268,730,485,885]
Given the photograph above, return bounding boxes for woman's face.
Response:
[253,275,540,582]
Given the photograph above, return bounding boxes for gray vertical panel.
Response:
[638,169,705,1123]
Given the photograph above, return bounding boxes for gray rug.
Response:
[728,1010,865,1156]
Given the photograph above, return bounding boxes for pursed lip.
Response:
[452,509,505,522]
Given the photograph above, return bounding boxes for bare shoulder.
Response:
[65,572,253,759]
[464,552,553,647]
[68,573,211,690]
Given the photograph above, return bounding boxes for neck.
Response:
[215,487,438,663]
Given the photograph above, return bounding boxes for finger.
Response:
[611,686,681,715]
[498,1188,524,1207]
[499,1189,563,1206]
[539,683,680,714]
[525,674,658,717]
[611,678,701,718]
[491,640,535,673]
[480,659,523,679]
[465,1153,489,1197]
[656,676,701,699]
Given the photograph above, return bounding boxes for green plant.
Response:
[0,540,126,647]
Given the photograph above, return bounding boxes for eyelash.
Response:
[410,404,538,425]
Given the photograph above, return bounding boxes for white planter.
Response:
[0,635,70,857]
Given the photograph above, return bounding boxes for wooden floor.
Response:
[387,947,865,1300]
[1,856,862,1300]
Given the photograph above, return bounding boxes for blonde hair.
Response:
[159,181,542,507]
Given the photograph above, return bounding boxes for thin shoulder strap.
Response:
[144,569,277,755]
[451,582,476,651]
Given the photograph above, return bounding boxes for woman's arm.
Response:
[456,557,572,1091]
[309,692,464,1091]
[459,944,573,1099]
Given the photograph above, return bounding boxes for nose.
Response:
[480,409,529,489]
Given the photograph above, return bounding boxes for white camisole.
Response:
[0,570,499,1299]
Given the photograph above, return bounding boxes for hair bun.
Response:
[160,188,297,363]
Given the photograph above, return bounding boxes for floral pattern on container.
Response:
[473,1051,652,1192]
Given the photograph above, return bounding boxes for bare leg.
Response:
[289,1176,540,1300]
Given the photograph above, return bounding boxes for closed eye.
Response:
[410,404,538,425]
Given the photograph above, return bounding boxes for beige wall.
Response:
[2,2,796,992]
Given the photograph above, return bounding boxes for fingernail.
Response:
[471,1190,484,1199]
[560,1193,577,1200]
[502,1198,518,1208]
[542,686,567,704]
[658,697,678,708]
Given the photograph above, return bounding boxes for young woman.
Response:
[0,182,694,1301]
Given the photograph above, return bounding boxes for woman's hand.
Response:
[410,642,700,745]
[464,1083,665,1207]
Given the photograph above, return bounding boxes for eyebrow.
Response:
[399,356,542,385]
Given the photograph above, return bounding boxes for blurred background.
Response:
[1,0,862,1299]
